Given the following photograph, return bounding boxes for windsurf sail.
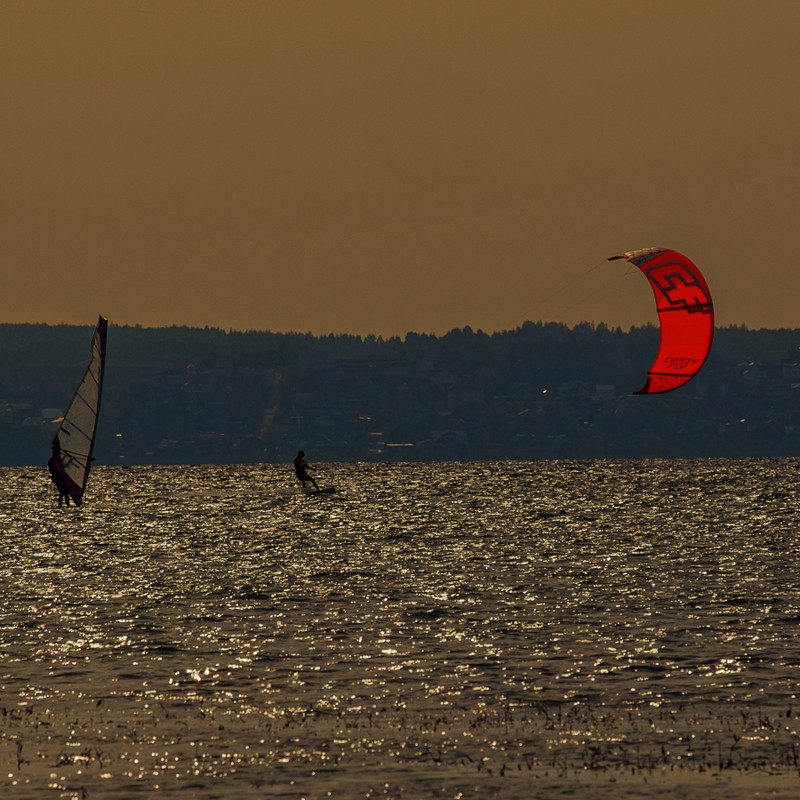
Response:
[49,316,108,505]
[609,248,714,394]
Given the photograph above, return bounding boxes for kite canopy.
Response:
[609,248,714,394]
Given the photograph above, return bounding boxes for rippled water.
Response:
[3,460,800,798]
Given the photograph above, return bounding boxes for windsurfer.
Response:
[48,436,71,507]
[293,450,320,490]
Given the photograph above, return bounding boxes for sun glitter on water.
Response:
[2,459,800,798]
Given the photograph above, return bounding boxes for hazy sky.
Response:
[2,0,799,336]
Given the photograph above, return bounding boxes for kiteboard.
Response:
[303,486,336,495]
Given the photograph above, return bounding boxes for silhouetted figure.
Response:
[293,450,319,490]
[48,436,72,507]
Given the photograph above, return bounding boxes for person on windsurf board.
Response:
[48,436,72,507]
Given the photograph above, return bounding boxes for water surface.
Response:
[2,460,800,798]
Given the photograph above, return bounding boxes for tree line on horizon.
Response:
[1,320,798,466]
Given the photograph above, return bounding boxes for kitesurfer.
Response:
[48,436,71,507]
[293,450,320,490]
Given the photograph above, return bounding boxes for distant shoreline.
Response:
[2,322,799,465]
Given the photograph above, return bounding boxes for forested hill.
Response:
[1,322,798,466]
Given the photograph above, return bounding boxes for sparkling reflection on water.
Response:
[2,460,800,798]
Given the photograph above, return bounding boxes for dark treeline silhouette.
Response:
[1,321,799,466]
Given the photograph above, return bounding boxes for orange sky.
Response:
[2,0,799,336]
